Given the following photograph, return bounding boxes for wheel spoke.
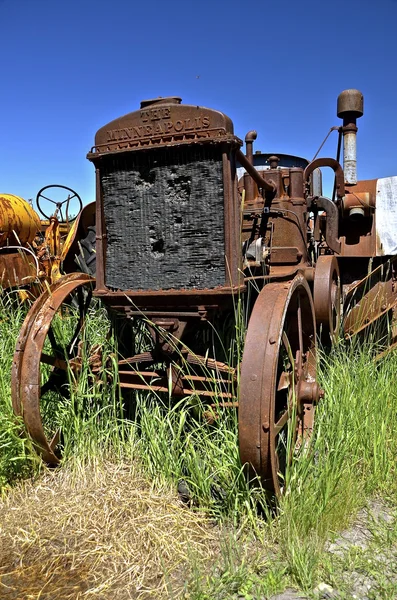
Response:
[297,293,304,356]
[67,289,93,356]
[48,326,59,350]
[72,285,84,315]
[274,409,289,435]
[40,194,57,204]
[40,352,68,370]
[277,370,290,391]
[40,370,67,396]
[282,332,294,365]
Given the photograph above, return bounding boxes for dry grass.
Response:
[0,460,220,599]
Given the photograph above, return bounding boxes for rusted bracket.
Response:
[150,318,187,357]
[308,196,341,254]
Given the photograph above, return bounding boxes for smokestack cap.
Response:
[140,97,182,109]
[337,89,364,119]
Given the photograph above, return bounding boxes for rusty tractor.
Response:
[0,185,95,292]
[11,89,397,496]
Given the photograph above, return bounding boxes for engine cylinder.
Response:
[0,194,41,246]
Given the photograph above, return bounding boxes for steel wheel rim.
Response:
[12,274,95,464]
[239,275,317,496]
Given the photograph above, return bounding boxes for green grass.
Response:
[0,291,37,491]
[279,342,397,595]
[1,290,397,598]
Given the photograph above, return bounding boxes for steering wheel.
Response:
[36,185,83,223]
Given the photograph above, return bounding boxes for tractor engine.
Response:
[240,152,312,276]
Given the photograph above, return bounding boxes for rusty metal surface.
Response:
[344,280,396,337]
[337,89,364,118]
[308,195,341,254]
[304,157,345,200]
[313,255,341,341]
[241,161,311,281]
[239,275,318,496]
[12,273,94,464]
[95,287,246,317]
[343,257,397,337]
[0,250,38,288]
[236,149,276,195]
[243,130,257,202]
[88,98,241,156]
[342,192,374,214]
[119,369,235,399]
[117,316,237,398]
[339,179,377,257]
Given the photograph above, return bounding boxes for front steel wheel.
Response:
[12,273,95,464]
[239,275,319,496]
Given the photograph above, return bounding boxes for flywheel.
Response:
[314,255,341,343]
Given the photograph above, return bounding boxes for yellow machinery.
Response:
[0,194,41,246]
[0,186,94,291]
[0,194,41,289]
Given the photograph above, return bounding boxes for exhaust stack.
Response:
[337,89,364,187]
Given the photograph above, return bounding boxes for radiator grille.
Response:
[101,146,225,291]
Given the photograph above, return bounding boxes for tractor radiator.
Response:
[101,146,226,291]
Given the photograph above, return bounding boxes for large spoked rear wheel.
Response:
[239,275,319,497]
[12,273,95,464]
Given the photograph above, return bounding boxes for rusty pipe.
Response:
[236,149,276,195]
[244,131,257,201]
[304,158,345,200]
[245,130,257,163]
[307,196,341,254]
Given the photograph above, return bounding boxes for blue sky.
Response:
[1,0,396,204]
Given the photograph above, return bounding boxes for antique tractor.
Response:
[0,193,42,289]
[12,89,397,496]
[0,185,95,291]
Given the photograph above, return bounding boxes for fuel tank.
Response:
[0,194,41,245]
